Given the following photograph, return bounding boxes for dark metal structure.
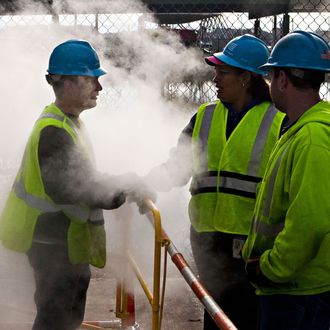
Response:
[0,0,324,18]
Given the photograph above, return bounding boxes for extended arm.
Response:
[38,126,125,210]
[146,114,196,191]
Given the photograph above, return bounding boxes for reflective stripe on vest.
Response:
[219,171,260,198]
[253,142,291,237]
[13,176,91,221]
[190,170,260,198]
[199,103,217,161]
[38,112,76,130]
[14,177,58,213]
[14,174,104,225]
[248,105,278,175]
[190,170,217,194]
[192,103,276,198]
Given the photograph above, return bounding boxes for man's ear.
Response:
[278,69,289,91]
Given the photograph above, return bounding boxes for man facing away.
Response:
[243,30,330,330]
[0,39,154,330]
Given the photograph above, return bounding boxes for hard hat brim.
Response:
[260,62,330,73]
[92,67,107,77]
[216,52,267,76]
[205,55,225,66]
[47,67,107,77]
[206,52,267,76]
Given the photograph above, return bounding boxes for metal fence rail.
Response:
[0,0,329,103]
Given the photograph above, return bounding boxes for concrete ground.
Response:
[83,265,204,330]
[0,253,204,330]
[0,188,205,330]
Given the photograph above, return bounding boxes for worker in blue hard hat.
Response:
[0,39,155,330]
[146,34,288,330]
[242,30,330,330]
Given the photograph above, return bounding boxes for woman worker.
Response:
[147,34,287,329]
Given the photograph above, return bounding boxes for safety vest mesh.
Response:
[0,104,106,268]
[189,100,285,234]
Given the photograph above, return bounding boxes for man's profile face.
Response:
[67,76,103,111]
[269,69,286,113]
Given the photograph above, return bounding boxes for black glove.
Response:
[107,172,157,214]
[108,191,126,210]
[125,178,157,214]
[126,185,157,214]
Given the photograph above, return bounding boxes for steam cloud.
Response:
[0,0,207,325]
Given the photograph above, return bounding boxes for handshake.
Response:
[108,173,157,214]
[125,187,157,214]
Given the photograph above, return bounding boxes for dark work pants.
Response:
[258,292,330,330]
[27,242,91,330]
[190,227,258,330]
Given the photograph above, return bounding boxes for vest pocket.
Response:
[68,221,106,268]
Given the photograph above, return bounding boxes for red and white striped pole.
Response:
[166,241,238,330]
[144,200,237,330]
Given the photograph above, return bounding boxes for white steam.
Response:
[0,0,207,325]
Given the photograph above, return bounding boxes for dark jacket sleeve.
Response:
[38,126,125,210]
[146,114,196,191]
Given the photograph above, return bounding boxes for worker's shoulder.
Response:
[293,120,330,153]
[197,99,220,112]
[39,125,74,148]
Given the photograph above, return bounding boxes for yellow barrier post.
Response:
[83,201,168,330]
[127,199,168,330]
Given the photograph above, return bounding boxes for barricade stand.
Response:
[82,201,168,330]
[125,200,169,330]
[143,199,238,330]
[83,198,238,330]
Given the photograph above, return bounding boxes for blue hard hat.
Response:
[260,30,330,72]
[47,39,107,77]
[205,34,270,76]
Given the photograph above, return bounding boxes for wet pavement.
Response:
[0,246,204,330]
[83,268,204,330]
[0,189,205,330]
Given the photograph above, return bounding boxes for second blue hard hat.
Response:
[205,34,270,76]
[47,39,107,77]
[260,30,330,72]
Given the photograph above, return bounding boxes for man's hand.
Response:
[245,258,278,287]
[108,191,126,210]
[126,183,157,214]
[117,172,157,214]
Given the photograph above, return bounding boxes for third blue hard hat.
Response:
[260,30,330,72]
[47,39,107,77]
[205,34,270,76]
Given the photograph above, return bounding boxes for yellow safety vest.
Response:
[189,100,285,234]
[0,104,106,268]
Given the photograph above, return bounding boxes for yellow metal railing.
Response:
[82,199,169,330]
[83,198,237,330]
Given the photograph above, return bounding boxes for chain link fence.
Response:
[0,0,329,105]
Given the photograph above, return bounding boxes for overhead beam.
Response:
[0,0,322,20]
